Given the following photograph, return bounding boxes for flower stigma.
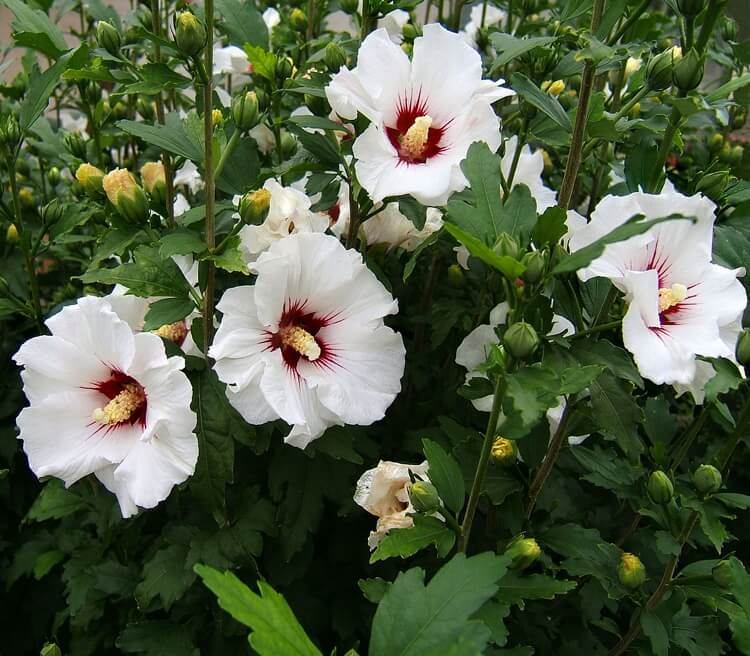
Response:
[92,383,146,425]
[399,115,433,160]
[281,325,321,361]
[658,283,688,312]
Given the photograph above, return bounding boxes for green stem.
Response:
[647,102,683,193]
[272,93,283,167]
[684,15,695,50]
[669,405,710,471]
[441,506,462,535]
[557,0,606,209]
[607,0,650,45]
[695,0,725,54]
[505,119,528,191]
[457,373,507,553]
[214,129,240,180]
[202,0,216,357]
[569,319,621,340]
[345,183,361,249]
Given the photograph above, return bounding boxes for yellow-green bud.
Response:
[447,263,465,287]
[505,535,542,570]
[47,166,61,186]
[6,224,18,243]
[64,132,87,159]
[736,328,750,367]
[211,109,224,128]
[708,133,724,153]
[281,132,297,158]
[41,199,65,227]
[522,250,546,283]
[239,188,271,225]
[409,480,441,513]
[140,161,166,205]
[504,322,540,360]
[731,106,747,131]
[0,114,21,151]
[289,8,308,32]
[96,20,121,56]
[102,168,149,223]
[541,149,553,174]
[75,163,105,195]
[276,55,294,81]
[542,79,565,97]
[325,42,348,73]
[695,170,730,197]
[692,464,722,495]
[175,12,206,58]
[18,187,34,209]
[673,48,703,92]
[646,47,679,91]
[112,101,128,121]
[231,91,260,132]
[493,233,520,260]
[730,145,744,165]
[402,23,419,41]
[490,437,517,465]
[618,552,647,589]
[712,560,733,589]
[719,142,733,163]
[647,470,674,505]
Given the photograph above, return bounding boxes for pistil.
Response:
[399,115,433,160]
[92,383,146,425]
[658,283,688,312]
[281,325,321,361]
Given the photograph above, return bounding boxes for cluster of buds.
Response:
[102,168,149,223]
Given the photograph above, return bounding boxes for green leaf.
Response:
[80,245,194,298]
[554,214,686,274]
[288,123,342,167]
[117,621,199,656]
[25,479,86,522]
[117,116,204,162]
[116,63,191,95]
[33,550,65,579]
[2,0,68,57]
[215,0,268,49]
[397,196,428,231]
[359,578,390,604]
[559,364,604,395]
[640,609,670,656]
[503,365,561,435]
[190,369,240,516]
[443,223,524,280]
[510,73,572,132]
[369,552,511,656]
[704,358,743,403]
[495,572,576,607]
[159,230,206,258]
[421,438,465,513]
[403,232,440,282]
[490,34,558,71]
[494,185,538,247]
[143,298,195,332]
[570,339,643,389]
[195,564,323,656]
[370,515,455,564]
[707,73,750,102]
[135,544,196,611]
[205,235,250,275]
[244,45,276,82]
[589,372,644,458]
[216,136,260,195]
[288,114,352,134]
[532,205,567,247]
[570,445,641,490]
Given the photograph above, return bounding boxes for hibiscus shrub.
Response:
[2,0,750,654]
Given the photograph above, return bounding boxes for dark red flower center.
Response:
[385,92,448,164]
[86,370,147,429]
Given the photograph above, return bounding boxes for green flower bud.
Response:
[719,142,733,163]
[646,47,679,91]
[490,437,517,465]
[736,328,750,367]
[409,480,441,513]
[211,109,224,128]
[447,263,465,287]
[47,166,61,186]
[41,199,65,227]
[618,552,647,589]
[276,55,294,81]
[677,0,703,17]
[505,535,542,571]
[721,17,738,42]
[325,42,348,73]
[75,163,105,195]
[673,48,703,92]
[707,133,724,153]
[712,560,733,589]
[102,168,149,223]
[493,233,521,260]
[402,23,419,41]
[289,8,308,32]
[522,250,546,283]
[40,644,62,656]
[140,161,166,205]
[280,131,297,158]
[136,5,153,30]
[96,20,121,56]
[647,470,674,505]
[137,97,156,121]
[232,91,260,132]
[18,187,34,209]
[175,11,206,58]
[503,322,540,360]
[15,158,29,176]
[696,170,730,197]
[340,0,358,13]
[692,464,722,495]
[730,145,744,166]
[0,114,22,152]
[6,223,18,243]
[239,188,271,225]
[64,131,87,159]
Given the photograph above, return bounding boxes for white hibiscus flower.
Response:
[362,205,444,252]
[354,460,430,549]
[325,23,514,205]
[249,123,277,155]
[461,3,507,50]
[378,9,410,44]
[13,296,198,518]
[173,160,203,194]
[568,183,747,387]
[263,7,281,33]
[502,136,557,212]
[213,45,251,76]
[238,178,330,260]
[209,233,406,448]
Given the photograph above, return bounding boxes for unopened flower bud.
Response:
[276,55,294,81]
[542,79,565,97]
[19,187,34,209]
[505,535,542,570]
[504,322,539,360]
[624,57,641,81]
[325,42,348,73]
[136,5,153,30]
[401,42,413,57]
[695,170,730,197]
[494,233,521,260]
[41,199,65,227]
[677,0,703,17]
[522,250,546,283]
[409,480,440,513]
[289,8,308,32]
[402,24,419,41]
[736,328,750,366]
[75,163,105,195]
[140,161,166,205]
[541,150,552,173]
[6,223,18,243]
[47,166,61,186]
[96,20,121,56]
[646,48,678,91]
[175,11,206,58]
[673,48,703,92]
[102,168,149,223]
[707,133,724,153]
[232,91,260,132]
[280,132,297,158]
[447,263,465,287]
[64,132,87,159]
[712,560,733,588]
[618,552,647,589]
[239,188,271,225]
[647,470,674,505]
[719,142,733,163]
[491,437,517,465]
[721,17,738,43]
[731,106,746,130]
[730,145,744,165]
[692,464,722,495]
[0,114,21,152]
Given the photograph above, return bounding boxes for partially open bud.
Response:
[96,20,121,56]
[504,322,540,360]
[491,437,517,465]
[695,170,730,197]
[522,250,546,283]
[211,109,224,128]
[289,8,308,32]
[6,223,18,243]
[232,91,260,132]
[239,188,271,225]
[494,233,521,260]
[736,328,750,366]
[646,47,679,91]
[505,535,542,570]
[140,161,167,205]
[618,552,647,589]
[409,480,441,513]
[325,42,348,73]
[102,168,149,223]
[692,464,722,495]
[673,48,703,92]
[542,79,565,97]
[712,560,733,589]
[647,470,674,505]
[624,57,642,81]
[175,11,206,58]
[41,199,65,227]
[75,163,105,195]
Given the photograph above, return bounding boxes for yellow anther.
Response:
[491,437,517,464]
[658,283,688,312]
[400,115,433,159]
[92,383,145,425]
[152,321,188,344]
[282,326,321,361]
